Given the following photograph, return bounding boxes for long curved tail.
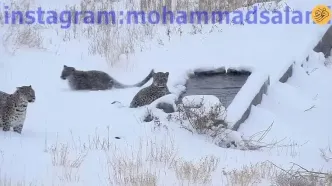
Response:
[113,69,154,89]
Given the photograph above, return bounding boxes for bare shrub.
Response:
[142,108,169,131]
[223,161,331,185]
[169,98,294,151]
[48,143,87,168]
[273,173,320,186]
[169,97,244,148]
[174,98,227,134]
[174,155,219,185]
[265,161,332,186]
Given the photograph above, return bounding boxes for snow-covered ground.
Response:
[0,0,332,185]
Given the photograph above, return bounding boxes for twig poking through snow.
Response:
[304,105,316,112]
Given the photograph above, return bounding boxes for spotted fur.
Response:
[130,72,170,108]
[61,65,154,90]
[0,86,35,134]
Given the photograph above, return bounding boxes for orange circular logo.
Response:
[312,5,331,25]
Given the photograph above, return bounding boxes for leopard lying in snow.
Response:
[61,65,154,91]
[0,85,35,134]
[130,72,171,108]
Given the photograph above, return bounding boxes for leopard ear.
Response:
[29,85,31,87]
[165,72,169,77]
[64,65,67,68]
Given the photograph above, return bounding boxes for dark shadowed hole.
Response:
[179,69,251,108]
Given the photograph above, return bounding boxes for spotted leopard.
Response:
[130,72,170,108]
[0,85,35,134]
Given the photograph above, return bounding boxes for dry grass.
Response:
[44,138,88,183]
[45,132,332,185]
[104,135,222,185]
[54,0,158,66]
[0,179,29,186]
[3,25,44,50]
[0,130,330,185]
[174,155,219,185]
[104,135,177,185]
[1,0,44,52]
[224,161,279,185]
[222,160,332,186]
[0,0,279,65]
[48,143,87,168]
[58,128,221,185]
[105,144,160,186]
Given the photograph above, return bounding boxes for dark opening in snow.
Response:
[179,68,251,108]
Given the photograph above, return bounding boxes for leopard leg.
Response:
[13,124,23,134]
[2,115,11,132]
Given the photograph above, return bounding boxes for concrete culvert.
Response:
[180,68,251,108]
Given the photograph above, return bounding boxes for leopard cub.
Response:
[130,72,170,108]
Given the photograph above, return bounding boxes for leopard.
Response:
[130,72,171,108]
[60,65,154,91]
[0,85,36,134]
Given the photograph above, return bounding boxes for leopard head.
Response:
[152,72,169,87]
[61,65,76,80]
[16,85,35,103]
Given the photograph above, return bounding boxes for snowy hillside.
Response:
[0,0,332,185]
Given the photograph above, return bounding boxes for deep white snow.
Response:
[0,0,332,185]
